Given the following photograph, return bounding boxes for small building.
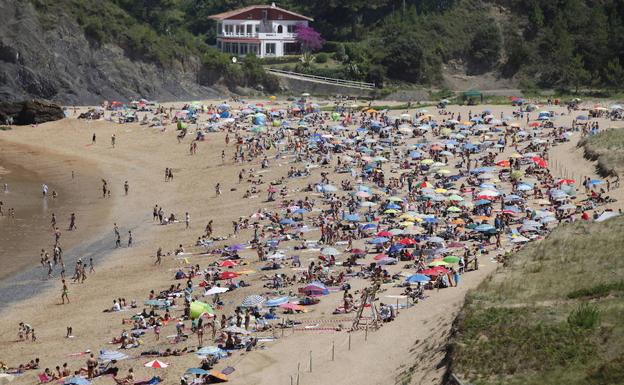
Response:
[209,3,313,58]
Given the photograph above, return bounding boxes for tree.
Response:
[468,23,502,72]
[295,24,324,64]
[564,55,590,93]
[378,29,426,83]
[604,58,624,91]
[295,24,324,52]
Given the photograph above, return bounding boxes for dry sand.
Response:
[0,100,622,385]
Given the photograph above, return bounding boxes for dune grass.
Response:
[580,129,624,177]
[448,217,624,385]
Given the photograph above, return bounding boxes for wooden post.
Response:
[396,298,399,314]
[297,363,300,385]
[348,333,351,351]
[309,350,312,372]
[332,341,335,361]
[365,319,369,341]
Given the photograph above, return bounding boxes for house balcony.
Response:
[218,32,297,40]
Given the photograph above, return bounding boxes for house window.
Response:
[246,24,252,35]
[255,25,259,33]
[236,25,244,35]
[225,25,233,35]
[265,43,276,55]
[277,25,283,33]
[287,25,296,33]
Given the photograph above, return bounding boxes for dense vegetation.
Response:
[29,0,624,91]
[448,217,624,385]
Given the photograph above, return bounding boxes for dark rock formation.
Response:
[0,100,65,125]
[0,1,223,104]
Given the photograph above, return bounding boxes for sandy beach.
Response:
[1,98,622,385]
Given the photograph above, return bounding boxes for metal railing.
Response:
[267,68,376,90]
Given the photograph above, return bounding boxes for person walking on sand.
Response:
[185,212,190,229]
[89,258,95,273]
[111,134,116,148]
[92,133,96,144]
[42,184,48,197]
[127,230,133,247]
[61,279,69,304]
[155,247,162,265]
[215,183,221,196]
[51,213,56,229]
[124,181,129,195]
[69,213,77,231]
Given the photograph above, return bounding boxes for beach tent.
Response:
[190,301,215,319]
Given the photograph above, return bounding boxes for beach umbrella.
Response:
[219,271,240,280]
[190,301,214,319]
[227,244,245,251]
[406,274,430,283]
[280,302,305,311]
[344,213,361,222]
[373,253,388,261]
[144,359,168,369]
[360,201,377,207]
[429,260,450,267]
[265,296,290,307]
[427,236,445,244]
[279,218,296,225]
[204,286,229,296]
[186,368,210,376]
[447,206,462,213]
[300,281,329,296]
[241,295,266,308]
[474,224,495,232]
[219,260,238,267]
[576,115,588,120]
[321,247,340,256]
[448,194,464,202]
[443,256,461,264]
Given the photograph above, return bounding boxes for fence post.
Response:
[348,333,351,351]
[309,350,313,372]
[332,341,335,361]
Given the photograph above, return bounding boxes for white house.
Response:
[209,3,313,58]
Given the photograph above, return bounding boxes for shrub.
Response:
[315,53,329,64]
[567,304,600,329]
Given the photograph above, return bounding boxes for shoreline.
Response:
[0,139,113,290]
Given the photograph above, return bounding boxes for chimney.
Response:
[271,2,276,7]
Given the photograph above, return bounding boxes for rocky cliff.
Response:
[0,0,224,105]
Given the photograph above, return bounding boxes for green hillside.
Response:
[447,217,624,385]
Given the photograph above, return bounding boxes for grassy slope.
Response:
[580,129,624,177]
[448,217,624,385]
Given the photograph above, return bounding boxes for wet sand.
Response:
[0,140,112,284]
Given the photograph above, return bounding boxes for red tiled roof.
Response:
[209,4,313,21]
